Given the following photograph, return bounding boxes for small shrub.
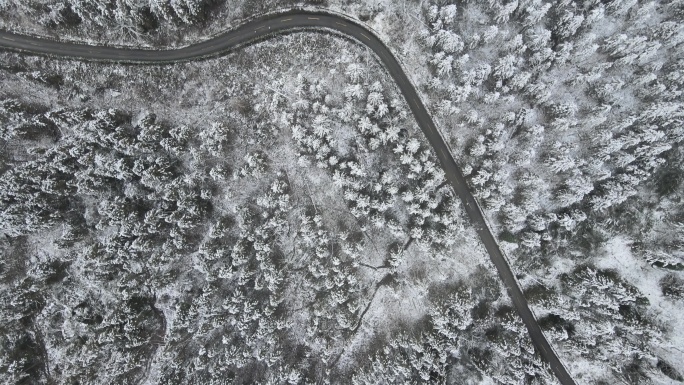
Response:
[660,273,684,299]
[657,359,683,381]
[499,230,517,243]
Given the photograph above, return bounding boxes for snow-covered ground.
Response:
[2,0,683,383]
[1,31,552,384]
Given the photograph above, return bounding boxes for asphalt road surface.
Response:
[0,11,576,385]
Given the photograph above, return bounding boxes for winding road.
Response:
[0,11,576,385]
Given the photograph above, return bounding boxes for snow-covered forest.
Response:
[0,33,562,384]
[413,0,684,383]
[2,0,684,384]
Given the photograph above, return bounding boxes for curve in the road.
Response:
[0,10,576,385]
